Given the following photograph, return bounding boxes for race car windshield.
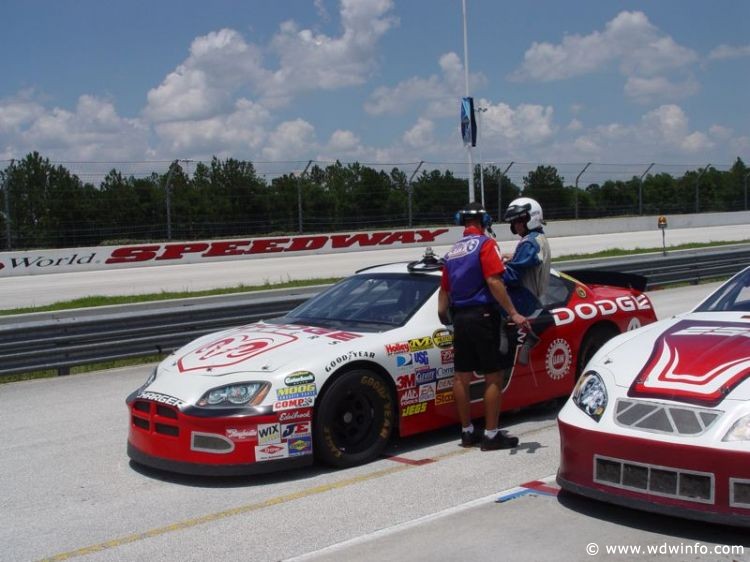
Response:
[276,273,440,331]
[693,268,750,313]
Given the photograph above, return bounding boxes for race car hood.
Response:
[601,312,750,403]
[158,321,367,377]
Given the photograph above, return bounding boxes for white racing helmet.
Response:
[503,197,544,233]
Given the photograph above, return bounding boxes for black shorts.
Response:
[452,306,502,375]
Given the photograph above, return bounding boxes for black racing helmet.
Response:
[455,201,492,227]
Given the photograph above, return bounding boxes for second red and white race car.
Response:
[127,250,656,475]
[558,265,750,527]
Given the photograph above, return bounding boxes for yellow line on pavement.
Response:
[40,448,471,561]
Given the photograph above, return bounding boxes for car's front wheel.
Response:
[314,369,395,468]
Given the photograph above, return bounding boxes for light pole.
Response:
[695,163,710,214]
[407,161,424,227]
[574,162,591,220]
[298,160,312,234]
[638,163,654,215]
[476,106,487,206]
[2,158,12,250]
[461,0,475,202]
[744,170,749,211]
[498,161,514,219]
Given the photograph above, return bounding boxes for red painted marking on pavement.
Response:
[381,455,436,466]
[520,479,560,496]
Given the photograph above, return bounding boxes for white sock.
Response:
[484,428,499,439]
[462,424,474,434]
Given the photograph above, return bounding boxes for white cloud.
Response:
[365,52,486,117]
[624,75,699,103]
[1,94,148,161]
[327,129,361,152]
[402,118,435,148]
[567,118,583,131]
[509,11,698,104]
[480,102,556,145]
[708,44,750,60]
[261,119,317,161]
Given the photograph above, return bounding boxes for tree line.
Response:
[0,152,747,250]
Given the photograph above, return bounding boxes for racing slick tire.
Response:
[576,324,619,378]
[314,369,395,468]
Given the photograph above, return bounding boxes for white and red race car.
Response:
[558,265,750,527]
[127,251,656,475]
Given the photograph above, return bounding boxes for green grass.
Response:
[1,354,167,384]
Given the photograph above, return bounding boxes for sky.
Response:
[2,0,749,181]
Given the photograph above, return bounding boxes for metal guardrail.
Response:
[1,246,748,378]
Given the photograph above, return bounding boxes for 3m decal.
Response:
[545,339,572,380]
[177,330,297,372]
[397,373,416,391]
[629,320,750,406]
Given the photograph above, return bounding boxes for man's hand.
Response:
[510,311,530,330]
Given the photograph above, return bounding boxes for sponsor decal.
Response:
[267,323,362,342]
[551,295,653,327]
[445,238,480,260]
[629,320,750,406]
[409,336,433,352]
[6,253,97,270]
[276,383,317,400]
[278,409,312,422]
[105,229,450,264]
[432,329,453,349]
[575,286,587,298]
[401,402,428,417]
[385,341,410,355]
[136,391,183,407]
[436,366,454,380]
[325,351,376,373]
[545,339,572,380]
[287,436,313,456]
[177,330,297,372]
[255,442,289,461]
[226,427,258,441]
[397,373,416,391]
[396,354,412,368]
[273,397,315,411]
[400,388,419,406]
[257,423,281,445]
[282,422,311,439]
[435,390,455,406]
[436,378,454,391]
[418,382,436,402]
[285,371,315,386]
[440,349,454,364]
[415,367,437,384]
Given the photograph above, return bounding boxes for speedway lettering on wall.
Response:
[0,227,454,277]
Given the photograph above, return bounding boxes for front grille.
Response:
[615,399,721,436]
[131,400,179,437]
[731,479,750,508]
[594,455,714,504]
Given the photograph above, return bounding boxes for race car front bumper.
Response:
[557,420,750,528]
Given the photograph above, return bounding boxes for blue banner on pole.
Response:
[460,97,476,147]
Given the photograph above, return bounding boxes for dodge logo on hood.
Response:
[178,330,298,373]
[629,320,750,406]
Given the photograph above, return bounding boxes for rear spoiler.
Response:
[562,269,648,292]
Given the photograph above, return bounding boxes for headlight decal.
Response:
[723,414,750,442]
[572,371,608,422]
[197,382,270,408]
